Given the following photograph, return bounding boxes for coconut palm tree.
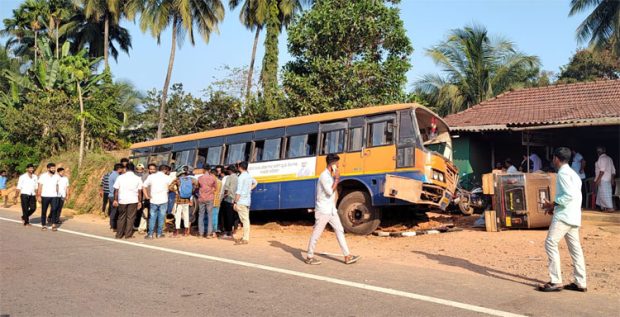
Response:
[47,0,73,59]
[415,25,540,116]
[127,0,225,139]
[77,0,125,69]
[61,7,132,62]
[569,0,620,56]
[2,0,49,66]
[228,0,267,103]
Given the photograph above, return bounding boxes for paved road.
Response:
[0,209,618,317]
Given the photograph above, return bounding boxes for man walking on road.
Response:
[113,163,143,239]
[233,161,256,245]
[55,167,70,225]
[169,166,196,237]
[143,165,172,239]
[539,147,587,292]
[305,154,359,265]
[37,163,60,231]
[15,164,38,226]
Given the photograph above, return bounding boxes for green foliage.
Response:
[414,24,540,116]
[134,83,246,141]
[261,0,281,116]
[283,0,413,116]
[569,0,620,57]
[558,47,620,83]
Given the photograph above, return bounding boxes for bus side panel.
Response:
[349,171,426,207]
[280,179,317,209]
[251,182,280,211]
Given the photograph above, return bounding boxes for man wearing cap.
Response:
[134,163,149,232]
[169,166,197,237]
[15,164,38,226]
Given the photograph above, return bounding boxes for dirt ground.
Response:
[5,205,619,295]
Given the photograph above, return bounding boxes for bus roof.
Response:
[130,103,442,149]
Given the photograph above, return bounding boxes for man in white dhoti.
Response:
[594,146,616,212]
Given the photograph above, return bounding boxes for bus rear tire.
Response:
[338,191,381,235]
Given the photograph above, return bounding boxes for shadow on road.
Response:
[268,240,343,264]
[412,251,544,287]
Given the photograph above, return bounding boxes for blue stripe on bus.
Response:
[250,170,427,211]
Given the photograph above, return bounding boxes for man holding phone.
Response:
[305,154,359,265]
[539,147,587,292]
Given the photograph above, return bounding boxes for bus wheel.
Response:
[338,191,381,235]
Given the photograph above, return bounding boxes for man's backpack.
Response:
[179,176,193,199]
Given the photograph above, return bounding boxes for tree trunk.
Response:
[246,27,261,103]
[104,14,110,69]
[34,30,38,67]
[77,82,86,169]
[262,0,280,118]
[156,18,178,140]
[55,22,59,59]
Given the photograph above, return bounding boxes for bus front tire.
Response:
[338,191,381,235]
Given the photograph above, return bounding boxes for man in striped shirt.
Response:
[100,171,110,214]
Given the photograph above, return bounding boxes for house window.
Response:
[254,138,282,162]
[287,134,318,158]
[321,130,345,155]
[368,120,394,147]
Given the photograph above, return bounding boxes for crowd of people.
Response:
[98,158,257,244]
[3,153,360,265]
[496,146,616,212]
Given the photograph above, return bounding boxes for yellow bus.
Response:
[130,103,458,234]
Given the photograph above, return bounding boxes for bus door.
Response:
[341,117,365,175]
[363,114,397,175]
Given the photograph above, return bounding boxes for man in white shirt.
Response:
[594,146,616,212]
[539,147,586,292]
[505,159,518,173]
[530,153,543,172]
[55,168,70,225]
[305,154,360,265]
[37,163,60,231]
[113,163,143,239]
[15,164,38,226]
[143,165,172,239]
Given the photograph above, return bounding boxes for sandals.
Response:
[564,283,587,292]
[305,257,322,265]
[234,239,249,245]
[538,282,562,292]
[344,255,360,265]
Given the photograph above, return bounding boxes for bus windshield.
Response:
[415,108,453,160]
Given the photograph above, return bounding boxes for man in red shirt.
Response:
[197,166,217,238]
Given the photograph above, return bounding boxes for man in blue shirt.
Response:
[107,164,123,231]
[233,161,257,245]
[539,147,587,292]
[0,170,8,208]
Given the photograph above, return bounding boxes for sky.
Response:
[1,0,589,96]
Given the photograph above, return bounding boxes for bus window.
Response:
[287,134,318,158]
[321,130,345,154]
[254,138,282,162]
[225,143,251,164]
[197,146,222,168]
[368,119,394,147]
[172,149,196,168]
[348,127,363,152]
[149,153,170,166]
